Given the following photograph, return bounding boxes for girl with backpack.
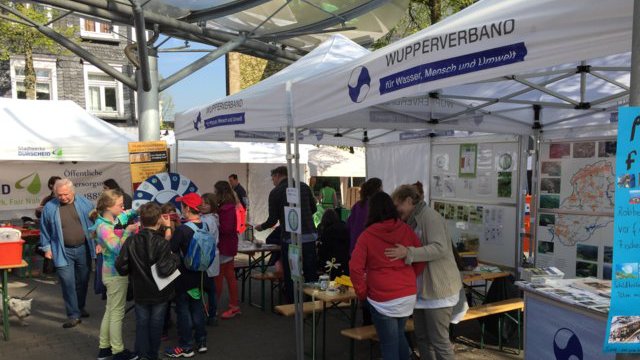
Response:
[212,181,241,320]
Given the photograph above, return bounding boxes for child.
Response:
[212,181,240,319]
[90,190,138,360]
[166,193,210,357]
[200,193,220,326]
[116,202,178,360]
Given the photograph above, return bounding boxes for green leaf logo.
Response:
[15,172,41,195]
[51,148,63,158]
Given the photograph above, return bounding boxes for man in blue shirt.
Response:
[40,178,95,328]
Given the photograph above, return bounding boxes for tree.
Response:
[159,90,175,129]
[0,1,75,99]
[373,0,476,49]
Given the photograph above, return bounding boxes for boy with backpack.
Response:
[115,202,178,360]
[165,193,216,358]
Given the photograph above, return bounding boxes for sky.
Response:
[156,36,227,116]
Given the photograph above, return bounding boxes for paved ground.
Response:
[1,270,524,360]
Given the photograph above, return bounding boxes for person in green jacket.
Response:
[319,181,338,210]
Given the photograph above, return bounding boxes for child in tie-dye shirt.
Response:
[89,190,138,360]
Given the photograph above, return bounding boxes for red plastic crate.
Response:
[0,240,24,266]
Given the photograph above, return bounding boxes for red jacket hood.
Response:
[364,219,413,245]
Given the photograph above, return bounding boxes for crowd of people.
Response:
[37,169,463,360]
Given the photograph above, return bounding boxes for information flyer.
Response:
[128,141,168,190]
[604,107,640,353]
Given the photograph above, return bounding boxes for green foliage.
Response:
[0,1,76,98]
[372,0,476,49]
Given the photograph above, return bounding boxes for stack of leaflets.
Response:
[521,266,564,284]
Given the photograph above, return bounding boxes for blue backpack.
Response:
[182,222,216,272]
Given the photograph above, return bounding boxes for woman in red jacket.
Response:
[349,192,425,360]
[212,181,241,320]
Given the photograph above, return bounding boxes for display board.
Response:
[536,139,616,279]
[430,136,519,269]
[430,140,518,203]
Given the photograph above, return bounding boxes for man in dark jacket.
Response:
[255,166,318,303]
[116,202,177,360]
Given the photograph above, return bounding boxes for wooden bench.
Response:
[341,298,524,359]
[275,301,325,317]
[250,272,283,311]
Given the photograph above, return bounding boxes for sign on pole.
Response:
[128,141,168,191]
[284,206,302,234]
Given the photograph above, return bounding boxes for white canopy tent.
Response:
[0,99,135,220]
[292,0,631,137]
[174,34,371,146]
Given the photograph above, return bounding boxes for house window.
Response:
[83,64,124,117]
[9,57,57,100]
[79,18,119,41]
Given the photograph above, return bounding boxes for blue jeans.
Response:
[206,277,217,318]
[174,291,206,348]
[56,243,90,319]
[135,302,168,360]
[369,304,410,360]
[282,240,318,303]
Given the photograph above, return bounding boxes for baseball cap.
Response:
[175,193,202,210]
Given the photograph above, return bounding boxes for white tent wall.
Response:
[365,140,430,196]
[247,162,309,241]
[0,161,131,221]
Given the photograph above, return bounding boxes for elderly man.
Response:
[255,166,318,303]
[40,178,96,328]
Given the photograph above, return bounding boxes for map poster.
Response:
[459,144,477,178]
[604,107,640,353]
[128,141,169,190]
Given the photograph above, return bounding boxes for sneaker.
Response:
[112,349,138,360]
[164,346,195,358]
[97,347,112,360]
[62,318,81,328]
[221,306,241,319]
[197,341,207,354]
[206,316,218,327]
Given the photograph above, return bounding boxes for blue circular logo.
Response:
[553,328,583,360]
[348,66,371,103]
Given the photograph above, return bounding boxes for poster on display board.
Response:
[604,107,640,353]
[128,141,169,190]
[536,139,616,279]
[431,141,518,202]
[0,161,131,218]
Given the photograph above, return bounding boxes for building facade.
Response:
[0,14,137,125]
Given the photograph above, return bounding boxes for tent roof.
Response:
[289,0,631,140]
[174,34,370,145]
[0,99,136,162]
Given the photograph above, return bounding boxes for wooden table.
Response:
[303,286,357,360]
[236,241,280,309]
[462,271,511,304]
[1,260,28,341]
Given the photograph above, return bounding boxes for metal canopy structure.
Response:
[2,0,408,140]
